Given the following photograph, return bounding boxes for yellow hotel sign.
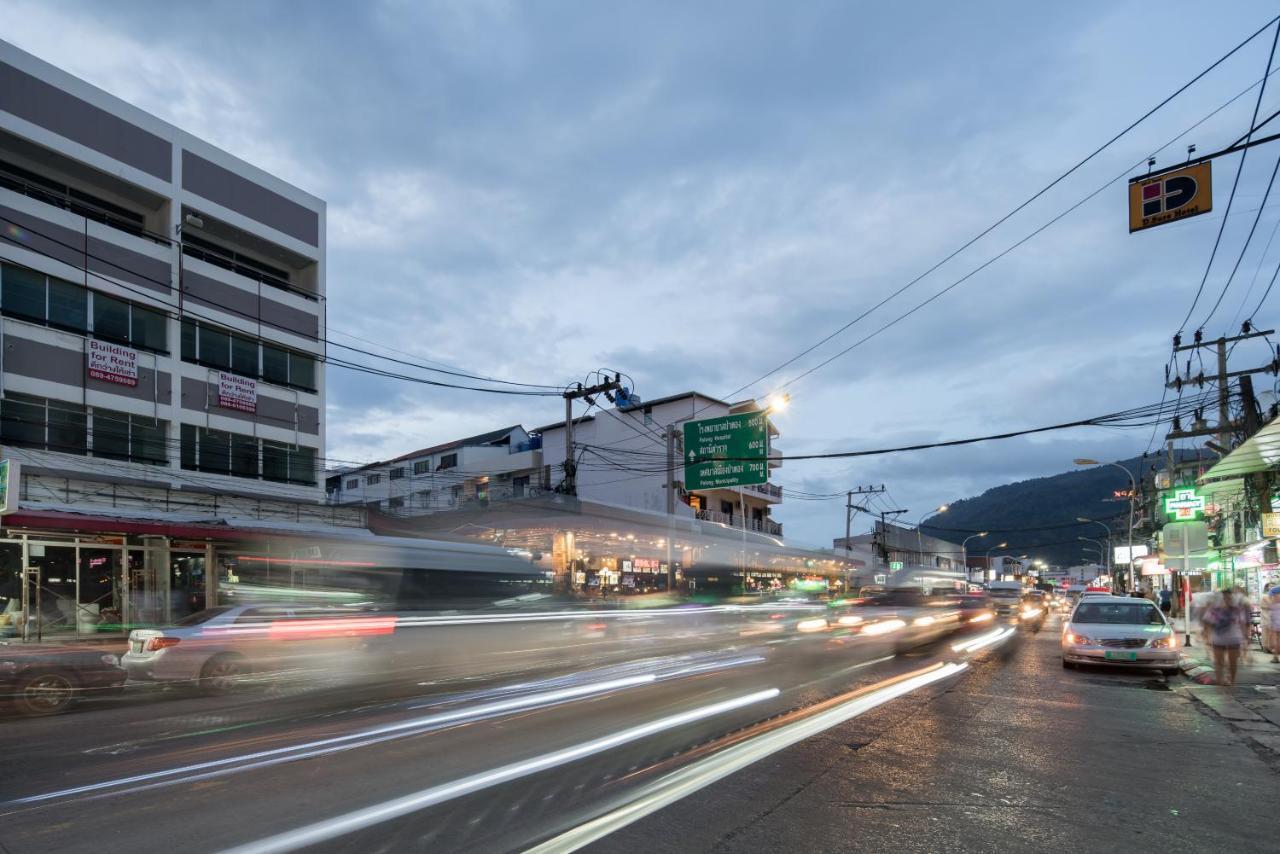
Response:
[1129,162,1212,233]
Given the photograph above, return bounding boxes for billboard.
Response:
[1129,162,1212,233]
[87,339,138,387]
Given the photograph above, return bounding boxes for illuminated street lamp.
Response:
[1074,458,1136,591]
[916,504,949,567]
[961,531,988,585]
[985,542,1008,580]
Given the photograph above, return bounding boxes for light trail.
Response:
[526,662,968,853]
[8,673,657,807]
[220,688,782,854]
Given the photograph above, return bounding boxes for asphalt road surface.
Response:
[2,613,1274,853]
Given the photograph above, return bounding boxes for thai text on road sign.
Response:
[682,412,769,490]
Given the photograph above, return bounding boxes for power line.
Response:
[1181,18,1280,333]
[718,13,1280,405]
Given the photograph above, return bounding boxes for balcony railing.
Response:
[695,509,783,536]
[0,161,170,246]
[745,482,783,498]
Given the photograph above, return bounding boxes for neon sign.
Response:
[1164,488,1206,520]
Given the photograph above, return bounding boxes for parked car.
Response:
[1061,596,1180,675]
[0,644,127,715]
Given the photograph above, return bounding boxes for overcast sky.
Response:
[6,1,1280,547]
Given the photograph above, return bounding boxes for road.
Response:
[1,612,1275,853]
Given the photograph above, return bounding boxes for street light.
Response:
[1074,458,1136,592]
[1076,517,1113,571]
[985,542,1008,581]
[960,531,988,585]
[916,504,949,568]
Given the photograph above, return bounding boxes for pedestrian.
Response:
[1201,588,1250,688]
[1264,586,1280,664]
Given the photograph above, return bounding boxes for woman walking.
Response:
[1201,588,1250,687]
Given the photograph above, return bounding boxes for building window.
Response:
[389,467,405,480]
[262,344,317,392]
[91,292,167,352]
[439,453,458,470]
[388,496,404,509]
[0,263,163,350]
[262,441,316,485]
[413,460,430,475]
[0,393,86,456]
[513,475,529,498]
[643,406,654,426]
[182,233,296,295]
[92,409,167,465]
[180,425,314,485]
[345,478,358,490]
[416,489,431,507]
[450,485,462,502]
[366,474,382,486]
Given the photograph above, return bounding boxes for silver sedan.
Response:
[1061,596,1180,675]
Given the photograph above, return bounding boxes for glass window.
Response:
[231,334,258,376]
[198,325,231,370]
[92,409,130,460]
[131,305,167,352]
[366,473,382,486]
[389,467,405,480]
[181,320,197,361]
[0,393,46,448]
[48,279,88,333]
[262,345,288,385]
[92,293,130,343]
[1,264,46,322]
[47,401,87,455]
[413,460,430,475]
[231,434,258,479]
[262,441,289,483]
[440,453,458,469]
[132,416,167,465]
[181,423,197,470]
[346,478,358,489]
[199,428,231,475]
[388,496,404,509]
[288,352,316,390]
[289,446,316,485]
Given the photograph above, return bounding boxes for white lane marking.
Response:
[9,674,656,806]
[220,688,782,854]
[526,662,968,853]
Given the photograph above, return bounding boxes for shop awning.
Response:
[1199,413,1280,482]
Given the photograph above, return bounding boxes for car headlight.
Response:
[1064,632,1092,645]
[1150,634,1179,649]
[0,660,16,672]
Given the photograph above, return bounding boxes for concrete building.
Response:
[0,40,344,637]
[836,520,964,575]
[325,426,545,514]
[537,391,784,536]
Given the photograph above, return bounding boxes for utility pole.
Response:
[665,424,677,594]
[560,376,623,496]
[872,508,909,572]
[843,485,886,594]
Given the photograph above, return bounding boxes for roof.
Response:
[334,426,526,475]
[534,391,737,435]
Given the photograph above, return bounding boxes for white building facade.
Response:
[0,40,340,637]
[537,392,784,536]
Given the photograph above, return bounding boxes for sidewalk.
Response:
[1169,616,1280,687]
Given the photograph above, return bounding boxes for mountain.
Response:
[917,452,1201,568]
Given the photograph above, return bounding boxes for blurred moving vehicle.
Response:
[1019,590,1047,632]
[951,592,996,632]
[122,605,393,694]
[0,644,126,715]
[1061,596,1179,675]
[844,588,962,651]
[986,580,1024,619]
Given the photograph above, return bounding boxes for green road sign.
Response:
[889,561,904,571]
[683,412,769,490]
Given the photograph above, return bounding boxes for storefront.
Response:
[0,527,214,640]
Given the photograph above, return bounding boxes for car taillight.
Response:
[144,637,181,652]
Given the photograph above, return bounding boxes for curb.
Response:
[1179,654,1216,685]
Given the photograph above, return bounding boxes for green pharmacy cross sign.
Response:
[682,412,769,491]
[1164,488,1206,520]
